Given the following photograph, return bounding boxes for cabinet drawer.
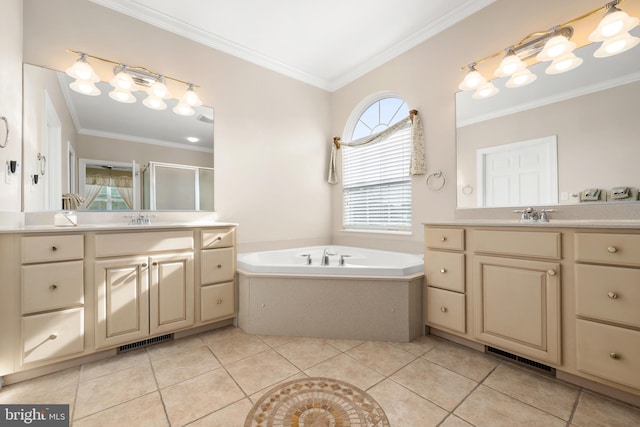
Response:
[201,247,235,284]
[95,231,193,257]
[201,281,235,322]
[576,264,640,328]
[425,227,464,251]
[473,230,561,259]
[424,251,465,292]
[426,287,465,333]
[576,319,640,390]
[22,261,84,314]
[575,233,640,267]
[22,308,84,364]
[22,234,83,263]
[202,228,235,249]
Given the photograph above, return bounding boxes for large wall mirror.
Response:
[22,63,214,212]
[456,27,640,209]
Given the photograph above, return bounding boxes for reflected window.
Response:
[88,186,129,211]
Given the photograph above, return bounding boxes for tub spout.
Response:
[321,249,329,266]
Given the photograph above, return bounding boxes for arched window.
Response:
[342,96,411,231]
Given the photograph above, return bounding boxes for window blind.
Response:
[342,123,412,230]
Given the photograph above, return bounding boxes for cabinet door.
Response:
[149,253,195,335]
[473,256,561,365]
[95,256,149,349]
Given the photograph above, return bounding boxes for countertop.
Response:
[424,220,640,229]
[0,221,238,234]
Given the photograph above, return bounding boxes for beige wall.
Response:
[329,0,639,251]
[23,0,332,250]
[457,81,640,208]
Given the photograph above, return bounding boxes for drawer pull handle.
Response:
[217,264,223,269]
[440,306,447,313]
[610,352,620,359]
[216,236,222,241]
[440,236,447,242]
[440,268,447,274]
[607,246,618,253]
[141,263,148,268]
[51,246,58,252]
[217,299,223,304]
[49,334,58,340]
[49,284,58,291]
[152,261,158,266]
[607,291,619,299]
[547,269,556,276]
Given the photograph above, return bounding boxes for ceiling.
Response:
[90,0,495,91]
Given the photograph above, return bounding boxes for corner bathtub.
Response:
[237,246,424,342]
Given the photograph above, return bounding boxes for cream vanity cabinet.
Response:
[424,227,466,333]
[20,234,85,365]
[472,230,562,365]
[199,228,236,323]
[574,232,640,390]
[94,230,195,349]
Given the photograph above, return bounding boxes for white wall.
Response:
[22,0,332,251]
[0,0,23,215]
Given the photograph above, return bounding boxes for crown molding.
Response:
[91,0,495,92]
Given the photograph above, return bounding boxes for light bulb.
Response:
[65,56,99,82]
[148,80,171,99]
[459,68,486,91]
[590,7,639,42]
[472,81,499,99]
[173,102,195,116]
[110,71,137,91]
[495,53,525,77]
[143,95,167,110]
[109,88,136,103]
[505,69,537,88]
[181,85,202,106]
[594,32,640,57]
[546,52,583,74]
[536,35,576,62]
[70,79,101,96]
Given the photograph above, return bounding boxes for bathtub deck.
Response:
[237,272,424,342]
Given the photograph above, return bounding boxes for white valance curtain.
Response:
[327,110,425,184]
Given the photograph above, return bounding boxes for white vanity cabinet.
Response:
[574,232,640,390]
[20,234,85,365]
[199,228,236,323]
[94,230,195,349]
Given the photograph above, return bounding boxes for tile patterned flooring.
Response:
[1,326,639,426]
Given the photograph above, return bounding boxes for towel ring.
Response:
[0,117,8,149]
[426,170,446,191]
[462,184,474,196]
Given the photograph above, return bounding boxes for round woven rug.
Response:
[244,377,390,427]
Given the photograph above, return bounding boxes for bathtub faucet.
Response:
[300,253,312,265]
[321,248,336,266]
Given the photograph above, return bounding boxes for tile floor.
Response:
[1,326,639,426]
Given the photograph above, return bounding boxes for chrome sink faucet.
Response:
[513,207,555,223]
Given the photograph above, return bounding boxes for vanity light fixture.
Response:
[459,0,639,100]
[65,49,204,114]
